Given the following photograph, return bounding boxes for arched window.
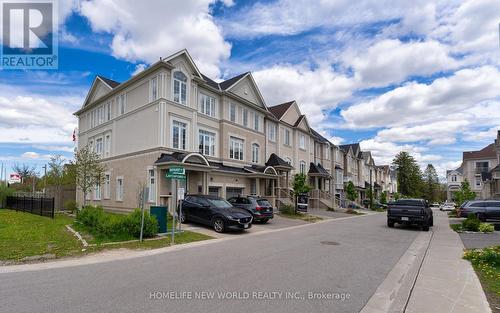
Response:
[299,161,306,174]
[252,143,260,163]
[173,71,187,104]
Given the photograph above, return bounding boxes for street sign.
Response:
[296,193,309,212]
[166,166,186,180]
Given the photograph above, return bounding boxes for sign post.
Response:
[165,166,186,245]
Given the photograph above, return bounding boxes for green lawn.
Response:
[463,246,500,312]
[0,209,213,262]
[0,209,82,261]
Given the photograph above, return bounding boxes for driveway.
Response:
[0,213,420,313]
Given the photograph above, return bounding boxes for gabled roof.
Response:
[163,49,203,78]
[219,72,249,90]
[201,74,220,90]
[340,143,362,158]
[447,167,463,175]
[268,101,295,120]
[265,153,293,169]
[96,75,120,88]
[463,143,496,160]
[308,163,330,177]
[310,129,328,143]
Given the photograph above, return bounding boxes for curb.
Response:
[360,230,433,313]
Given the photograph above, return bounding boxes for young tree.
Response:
[74,146,106,207]
[46,155,65,198]
[345,181,357,202]
[422,164,439,203]
[380,191,388,204]
[453,180,476,207]
[392,151,423,197]
[292,173,312,214]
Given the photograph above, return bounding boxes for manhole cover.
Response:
[320,241,340,246]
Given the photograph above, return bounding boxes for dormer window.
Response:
[173,71,187,105]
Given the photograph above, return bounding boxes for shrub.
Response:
[280,204,296,215]
[76,205,105,229]
[64,200,78,214]
[448,208,458,217]
[122,209,158,238]
[464,246,500,267]
[0,185,15,208]
[479,223,495,233]
[461,213,480,232]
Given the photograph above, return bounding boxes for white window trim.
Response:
[199,93,217,118]
[251,143,260,163]
[299,134,306,150]
[198,127,217,157]
[254,114,260,131]
[147,167,156,203]
[172,70,188,105]
[94,183,101,200]
[229,136,245,161]
[229,103,237,122]
[150,75,159,102]
[268,123,276,142]
[116,176,124,202]
[242,108,249,128]
[170,116,190,151]
[103,172,111,200]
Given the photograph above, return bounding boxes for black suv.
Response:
[458,200,500,222]
[179,195,253,233]
[227,196,274,223]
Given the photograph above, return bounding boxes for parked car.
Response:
[457,200,500,222]
[362,199,387,209]
[430,203,440,209]
[440,203,455,211]
[387,199,433,231]
[227,196,274,223]
[178,195,253,233]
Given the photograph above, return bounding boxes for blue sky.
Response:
[1,0,499,179]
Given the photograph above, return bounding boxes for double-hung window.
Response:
[268,123,276,141]
[151,76,158,101]
[242,109,248,127]
[173,71,187,105]
[299,134,306,149]
[230,137,244,161]
[104,174,110,199]
[105,100,111,121]
[300,161,306,174]
[95,138,103,157]
[172,120,187,150]
[118,94,126,115]
[116,177,124,201]
[284,129,290,146]
[229,103,236,122]
[199,130,216,156]
[148,169,156,202]
[251,143,259,163]
[254,114,260,131]
[94,183,101,200]
[199,94,216,117]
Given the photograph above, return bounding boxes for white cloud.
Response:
[253,63,357,125]
[463,126,500,142]
[375,121,469,144]
[21,152,41,159]
[341,66,500,128]
[79,0,231,77]
[346,39,458,87]
[132,63,147,76]
[31,144,75,153]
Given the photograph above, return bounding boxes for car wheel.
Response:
[213,217,225,233]
[260,219,269,224]
[422,222,430,231]
[179,211,187,223]
[387,219,395,228]
[476,213,485,222]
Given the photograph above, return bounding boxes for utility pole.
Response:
[42,164,47,194]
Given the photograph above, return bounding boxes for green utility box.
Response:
[150,206,168,233]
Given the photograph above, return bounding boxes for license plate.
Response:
[243,224,249,229]
[401,217,409,221]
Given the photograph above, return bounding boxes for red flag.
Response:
[72,128,77,142]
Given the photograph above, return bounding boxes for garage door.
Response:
[226,187,244,199]
[208,187,220,197]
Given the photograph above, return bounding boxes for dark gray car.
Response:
[458,200,500,222]
[227,196,274,223]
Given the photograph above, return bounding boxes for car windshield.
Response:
[257,199,271,206]
[208,199,233,209]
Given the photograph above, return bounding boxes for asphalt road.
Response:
[0,213,419,313]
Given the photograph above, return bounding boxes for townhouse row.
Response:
[75,49,397,212]
[447,131,500,202]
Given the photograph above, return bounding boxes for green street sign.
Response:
[166,166,186,180]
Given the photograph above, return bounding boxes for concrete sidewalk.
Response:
[405,209,491,313]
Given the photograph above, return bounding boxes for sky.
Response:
[0,0,499,180]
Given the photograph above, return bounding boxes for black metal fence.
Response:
[5,196,55,218]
